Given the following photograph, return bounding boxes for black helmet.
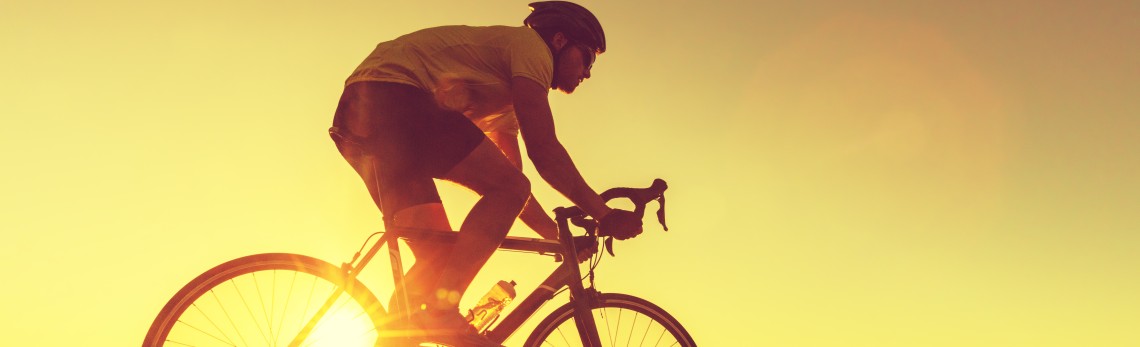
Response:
[523,1,606,54]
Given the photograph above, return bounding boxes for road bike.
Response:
[144,179,695,346]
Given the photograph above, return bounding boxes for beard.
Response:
[548,48,580,94]
[551,76,579,94]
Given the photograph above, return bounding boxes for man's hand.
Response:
[572,236,598,263]
[596,209,643,240]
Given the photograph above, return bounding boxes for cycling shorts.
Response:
[330,82,485,215]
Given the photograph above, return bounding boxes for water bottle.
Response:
[465,280,517,332]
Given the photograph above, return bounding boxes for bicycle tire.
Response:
[523,293,696,347]
[143,253,386,347]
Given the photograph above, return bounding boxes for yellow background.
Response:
[2,0,1138,345]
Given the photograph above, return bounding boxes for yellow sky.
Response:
[2,0,1138,345]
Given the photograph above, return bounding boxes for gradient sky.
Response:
[2,0,1138,346]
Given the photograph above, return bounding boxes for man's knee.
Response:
[392,203,451,230]
[496,173,531,209]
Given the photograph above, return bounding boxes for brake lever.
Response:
[570,216,616,256]
[570,216,597,236]
[605,195,665,257]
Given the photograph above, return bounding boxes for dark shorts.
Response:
[330,82,485,216]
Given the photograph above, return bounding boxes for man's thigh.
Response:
[439,139,529,197]
[331,82,487,216]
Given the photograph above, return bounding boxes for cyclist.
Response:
[329,1,642,345]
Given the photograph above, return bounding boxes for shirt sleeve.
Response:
[474,110,521,137]
[509,30,554,88]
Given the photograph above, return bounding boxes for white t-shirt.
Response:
[346,25,553,135]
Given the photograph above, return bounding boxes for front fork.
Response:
[555,207,604,347]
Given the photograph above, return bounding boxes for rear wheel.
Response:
[144,253,386,347]
[524,293,695,347]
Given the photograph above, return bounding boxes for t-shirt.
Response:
[346,25,553,135]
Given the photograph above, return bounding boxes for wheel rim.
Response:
[149,255,381,347]
[531,296,692,347]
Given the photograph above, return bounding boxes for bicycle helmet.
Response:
[523,1,606,54]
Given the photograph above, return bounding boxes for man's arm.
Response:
[510,76,612,220]
[485,130,559,240]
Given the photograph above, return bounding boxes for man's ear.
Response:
[551,32,568,51]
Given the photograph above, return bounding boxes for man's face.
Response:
[551,43,595,94]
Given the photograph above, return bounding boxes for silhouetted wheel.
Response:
[144,253,385,347]
[525,293,695,347]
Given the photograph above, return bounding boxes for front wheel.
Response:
[524,293,696,347]
[143,253,386,347]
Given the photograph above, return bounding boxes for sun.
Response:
[291,297,379,347]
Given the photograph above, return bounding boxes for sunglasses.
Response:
[574,42,596,70]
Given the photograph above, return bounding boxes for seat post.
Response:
[385,230,412,321]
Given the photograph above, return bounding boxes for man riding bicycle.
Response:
[329,2,642,345]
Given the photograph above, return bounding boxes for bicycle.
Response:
[143,178,695,346]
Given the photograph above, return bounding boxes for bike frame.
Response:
[292,207,605,346]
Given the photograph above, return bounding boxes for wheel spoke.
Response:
[626,313,638,347]
[296,280,335,344]
[236,275,272,345]
[556,325,571,346]
[253,271,276,344]
[299,273,318,337]
[603,308,615,347]
[173,318,233,346]
[274,270,298,346]
[638,315,652,347]
[163,340,195,347]
[220,282,250,346]
[191,301,237,346]
[270,270,277,341]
